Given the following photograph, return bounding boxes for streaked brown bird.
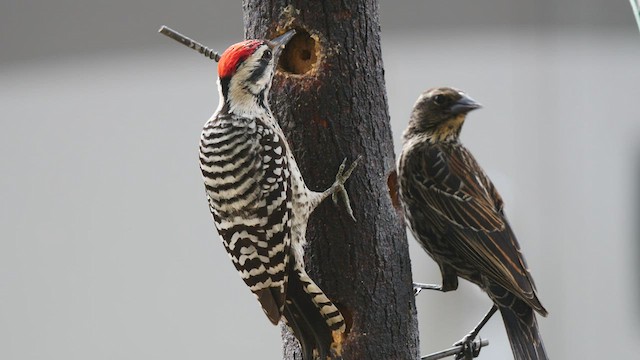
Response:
[398,87,548,360]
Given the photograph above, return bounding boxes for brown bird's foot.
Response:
[453,337,486,360]
[421,339,489,360]
[413,282,443,296]
[453,305,498,359]
[330,156,361,222]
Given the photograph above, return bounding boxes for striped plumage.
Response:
[398,87,548,360]
[199,31,354,359]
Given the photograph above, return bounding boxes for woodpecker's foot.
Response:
[453,336,485,360]
[413,282,442,296]
[331,156,361,222]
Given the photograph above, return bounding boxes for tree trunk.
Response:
[242,1,419,359]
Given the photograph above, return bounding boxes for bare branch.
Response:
[158,25,221,61]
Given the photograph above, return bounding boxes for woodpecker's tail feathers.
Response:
[299,266,346,334]
[283,264,345,359]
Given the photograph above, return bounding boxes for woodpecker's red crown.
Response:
[218,40,264,79]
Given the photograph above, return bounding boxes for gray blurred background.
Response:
[1,1,639,359]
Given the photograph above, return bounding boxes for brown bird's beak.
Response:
[451,94,482,115]
[266,29,296,60]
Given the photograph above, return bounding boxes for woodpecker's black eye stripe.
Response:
[247,62,268,83]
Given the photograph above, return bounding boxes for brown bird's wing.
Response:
[411,145,545,313]
[416,146,505,232]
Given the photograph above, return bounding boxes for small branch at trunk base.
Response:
[421,339,490,360]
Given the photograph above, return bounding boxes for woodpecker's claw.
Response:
[331,156,361,222]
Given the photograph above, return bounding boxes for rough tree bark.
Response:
[242,1,419,359]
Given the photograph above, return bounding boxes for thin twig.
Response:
[158,25,221,61]
[421,339,489,360]
[631,0,640,33]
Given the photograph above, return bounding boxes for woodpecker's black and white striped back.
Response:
[200,113,292,323]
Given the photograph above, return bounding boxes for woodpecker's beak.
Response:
[450,94,482,115]
[266,29,296,60]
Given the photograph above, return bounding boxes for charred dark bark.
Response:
[242,1,419,359]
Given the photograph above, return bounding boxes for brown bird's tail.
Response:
[282,262,345,360]
[492,286,548,360]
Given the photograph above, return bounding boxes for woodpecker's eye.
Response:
[263,49,272,60]
[433,94,446,106]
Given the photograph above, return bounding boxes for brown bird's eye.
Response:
[432,94,445,106]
